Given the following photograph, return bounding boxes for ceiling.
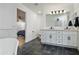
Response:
[23,3,74,14]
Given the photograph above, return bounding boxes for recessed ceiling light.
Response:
[38,11,42,14]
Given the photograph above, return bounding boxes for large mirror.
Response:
[46,13,69,27]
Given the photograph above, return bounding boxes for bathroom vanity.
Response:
[40,9,79,50]
[40,28,79,49]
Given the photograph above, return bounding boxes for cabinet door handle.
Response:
[68,36,71,40]
[49,34,52,39]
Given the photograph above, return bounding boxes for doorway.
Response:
[17,8,26,52]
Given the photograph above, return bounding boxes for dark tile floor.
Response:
[18,37,79,55]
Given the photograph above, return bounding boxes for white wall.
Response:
[0,38,17,55]
[0,4,17,55]
[17,4,42,42]
[37,14,46,29]
[0,4,17,29]
[73,4,79,16]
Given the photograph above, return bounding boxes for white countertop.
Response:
[40,27,79,32]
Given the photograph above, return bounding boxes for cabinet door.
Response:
[50,31,57,44]
[46,31,52,43]
[41,31,47,42]
[0,4,17,29]
[41,31,51,43]
[63,31,77,47]
[63,34,68,46]
[63,31,69,46]
[41,31,56,44]
[67,32,77,47]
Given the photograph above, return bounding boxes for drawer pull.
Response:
[49,34,52,39]
[68,36,71,40]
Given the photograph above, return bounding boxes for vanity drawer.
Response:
[57,39,63,45]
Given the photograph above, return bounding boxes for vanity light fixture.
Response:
[50,10,66,15]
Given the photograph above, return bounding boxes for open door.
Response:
[17,8,26,31]
[16,8,26,55]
